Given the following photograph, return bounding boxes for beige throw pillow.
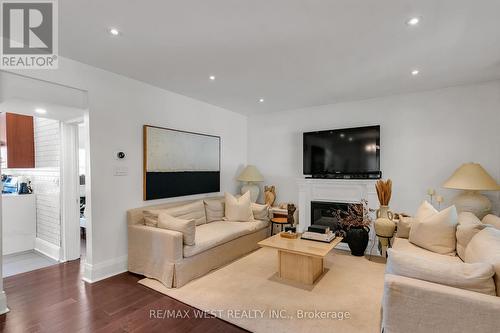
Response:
[157,212,196,246]
[415,200,438,220]
[164,200,206,226]
[465,227,500,296]
[225,191,253,222]
[387,249,496,296]
[409,205,458,255]
[396,201,437,238]
[143,209,163,227]
[456,223,489,260]
[252,203,269,221]
[396,216,416,238]
[204,199,225,223]
[482,214,500,230]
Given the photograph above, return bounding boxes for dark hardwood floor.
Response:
[0,260,248,333]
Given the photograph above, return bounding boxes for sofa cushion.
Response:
[457,224,489,260]
[252,203,269,221]
[482,214,500,230]
[409,206,458,255]
[204,199,225,223]
[387,248,496,296]
[393,238,463,264]
[465,227,500,296]
[164,200,206,226]
[225,192,253,222]
[183,220,268,257]
[158,213,196,246]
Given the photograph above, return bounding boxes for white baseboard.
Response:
[34,237,61,261]
[0,291,9,315]
[82,255,128,283]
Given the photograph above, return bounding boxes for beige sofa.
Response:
[127,197,269,288]
[382,213,500,333]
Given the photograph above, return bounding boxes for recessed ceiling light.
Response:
[411,69,420,76]
[109,28,120,36]
[258,98,265,103]
[35,108,47,114]
[209,75,216,81]
[406,17,421,26]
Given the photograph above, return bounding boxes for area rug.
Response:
[139,248,385,333]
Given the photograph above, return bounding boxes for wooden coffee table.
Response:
[258,234,343,285]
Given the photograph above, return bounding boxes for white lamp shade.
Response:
[443,163,500,191]
[237,165,264,182]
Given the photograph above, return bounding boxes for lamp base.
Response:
[241,183,259,203]
[453,190,491,219]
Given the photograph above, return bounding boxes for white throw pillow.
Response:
[204,199,225,223]
[252,203,269,221]
[415,200,438,220]
[396,201,437,238]
[387,248,496,296]
[157,212,196,246]
[409,205,458,255]
[225,191,253,222]
[464,227,500,296]
[482,214,500,230]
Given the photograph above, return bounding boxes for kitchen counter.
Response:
[2,193,36,255]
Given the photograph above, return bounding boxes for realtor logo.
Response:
[1,0,58,69]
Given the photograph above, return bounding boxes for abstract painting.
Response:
[143,125,220,200]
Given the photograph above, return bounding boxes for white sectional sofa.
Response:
[382,213,500,333]
[127,197,269,288]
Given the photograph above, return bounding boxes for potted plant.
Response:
[334,200,372,256]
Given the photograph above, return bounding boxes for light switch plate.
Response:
[114,166,128,176]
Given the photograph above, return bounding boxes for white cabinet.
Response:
[2,194,36,255]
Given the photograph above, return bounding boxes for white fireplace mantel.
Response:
[297,178,379,253]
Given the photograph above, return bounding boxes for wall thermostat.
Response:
[115,151,126,160]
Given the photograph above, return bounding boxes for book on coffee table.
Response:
[301,231,336,243]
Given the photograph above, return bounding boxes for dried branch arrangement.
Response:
[334,199,372,230]
[375,179,392,206]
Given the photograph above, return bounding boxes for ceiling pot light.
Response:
[411,69,420,76]
[109,28,120,36]
[258,98,264,103]
[35,108,47,114]
[406,17,421,26]
[209,75,216,81]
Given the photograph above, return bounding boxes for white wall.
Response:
[1,57,247,281]
[248,81,500,215]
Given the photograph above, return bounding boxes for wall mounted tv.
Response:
[303,125,381,179]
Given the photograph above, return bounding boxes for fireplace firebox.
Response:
[310,201,363,243]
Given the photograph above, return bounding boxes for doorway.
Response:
[0,71,90,277]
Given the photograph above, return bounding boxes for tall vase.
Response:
[374,205,396,256]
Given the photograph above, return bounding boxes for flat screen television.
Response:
[303,125,381,178]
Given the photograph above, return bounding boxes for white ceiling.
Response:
[59,0,500,115]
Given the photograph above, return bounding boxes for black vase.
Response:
[346,227,370,256]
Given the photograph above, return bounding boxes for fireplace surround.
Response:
[297,178,378,253]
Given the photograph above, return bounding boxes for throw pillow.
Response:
[409,205,458,255]
[225,191,253,222]
[482,214,500,230]
[164,200,206,226]
[415,200,438,220]
[396,216,416,238]
[387,248,496,296]
[157,212,196,246]
[204,199,225,223]
[464,227,500,296]
[252,203,269,221]
[456,223,489,260]
[143,209,164,227]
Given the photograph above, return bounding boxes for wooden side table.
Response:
[269,206,299,235]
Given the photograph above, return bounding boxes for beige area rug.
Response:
[139,248,386,333]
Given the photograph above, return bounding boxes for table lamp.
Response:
[237,165,264,202]
[443,163,500,218]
